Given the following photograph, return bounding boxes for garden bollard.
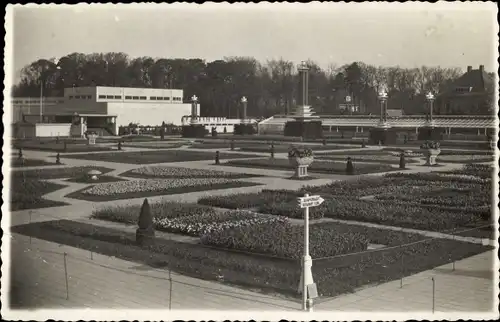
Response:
[400,252,404,288]
[361,139,366,148]
[90,250,93,260]
[18,148,23,159]
[322,138,327,146]
[271,144,275,159]
[56,153,61,165]
[118,141,122,151]
[346,157,354,175]
[63,141,68,152]
[215,151,220,165]
[230,140,235,151]
[63,252,69,300]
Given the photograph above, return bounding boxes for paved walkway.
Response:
[3,233,497,319]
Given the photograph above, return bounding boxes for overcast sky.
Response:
[6,2,498,79]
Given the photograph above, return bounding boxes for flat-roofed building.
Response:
[13,86,192,137]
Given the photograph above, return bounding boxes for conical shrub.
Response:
[138,198,153,230]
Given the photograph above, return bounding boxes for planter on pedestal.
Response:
[421,148,441,166]
[289,156,314,178]
[420,141,441,166]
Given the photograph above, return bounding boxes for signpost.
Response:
[297,193,324,312]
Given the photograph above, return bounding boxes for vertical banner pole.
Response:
[432,277,435,313]
[169,269,173,310]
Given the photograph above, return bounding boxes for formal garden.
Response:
[9,136,496,300]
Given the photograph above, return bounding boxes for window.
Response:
[125,96,132,100]
[132,96,139,100]
[106,95,114,99]
[87,96,92,100]
[150,97,157,100]
[98,95,106,99]
[157,97,163,100]
[140,96,147,100]
[75,95,81,99]
[164,97,170,101]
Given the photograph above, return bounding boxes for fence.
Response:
[5,210,496,312]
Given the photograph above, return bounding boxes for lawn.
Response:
[65,178,263,202]
[225,158,395,175]
[61,150,262,164]
[11,158,57,168]
[14,140,113,152]
[238,144,359,153]
[120,166,261,179]
[12,166,114,180]
[65,175,127,184]
[12,219,491,298]
[122,141,186,149]
[315,153,419,165]
[10,178,69,211]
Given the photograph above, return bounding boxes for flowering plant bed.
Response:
[121,166,260,179]
[155,211,287,237]
[11,166,114,180]
[225,158,395,175]
[61,150,262,164]
[287,146,313,158]
[13,219,491,298]
[11,158,56,168]
[66,178,262,201]
[92,201,216,224]
[434,154,494,164]
[201,221,369,259]
[10,179,69,211]
[420,141,441,149]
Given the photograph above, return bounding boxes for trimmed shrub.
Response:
[234,124,256,135]
[284,120,323,139]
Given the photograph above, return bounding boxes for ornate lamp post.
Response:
[378,89,389,128]
[241,96,248,123]
[426,92,435,126]
[190,95,198,124]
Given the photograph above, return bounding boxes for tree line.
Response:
[12,52,494,117]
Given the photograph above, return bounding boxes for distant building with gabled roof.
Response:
[437,65,495,115]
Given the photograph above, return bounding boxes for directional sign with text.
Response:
[298,195,324,208]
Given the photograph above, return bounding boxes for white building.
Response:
[14,86,192,136]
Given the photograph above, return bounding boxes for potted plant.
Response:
[420,141,441,166]
[288,146,314,178]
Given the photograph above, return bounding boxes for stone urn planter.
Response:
[288,149,314,178]
[421,148,441,166]
[420,141,441,166]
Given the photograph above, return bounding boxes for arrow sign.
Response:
[298,195,324,208]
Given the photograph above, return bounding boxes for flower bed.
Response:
[11,166,114,180]
[156,211,288,237]
[201,221,369,259]
[61,150,262,164]
[10,179,69,211]
[11,158,56,168]
[123,142,185,149]
[13,219,491,298]
[225,158,395,175]
[92,201,216,224]
[122,166,259,179]
[67,178,262,201]
[316,154,418,165]
[434,154,494,164]
[14,141,112,152]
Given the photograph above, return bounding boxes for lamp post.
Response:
[426,92,435,126]
[241,96,248,123]
[378,89,388,127]
[191,95,198,124]
[40,59,61,123]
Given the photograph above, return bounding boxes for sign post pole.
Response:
[298,193,323,312]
